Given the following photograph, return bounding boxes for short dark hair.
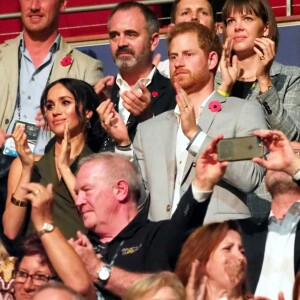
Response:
[170,0,216,23]
[108,1,159,37]
[14,235,55,276]
[40,78,102,152]
[222,0,279,50]
[167,22,222,68]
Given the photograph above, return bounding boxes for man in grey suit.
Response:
[133,22,267,223]
[0,0,103,228]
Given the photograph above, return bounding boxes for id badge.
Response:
[3,121,39,157]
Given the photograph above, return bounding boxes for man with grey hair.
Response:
[95,1,176,152]
[68,151,216,300]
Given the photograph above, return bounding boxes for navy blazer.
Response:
[100,69,176,151]
[239,217,300,293]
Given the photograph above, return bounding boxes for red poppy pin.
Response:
[60,54,73,67]
[151,91,158,97]
[208,101,222,112]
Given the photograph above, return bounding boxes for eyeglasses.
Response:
[14,270,52,286]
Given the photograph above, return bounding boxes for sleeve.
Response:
[83,58,104,86]
[187,100,267,193]
[256,70,300,141]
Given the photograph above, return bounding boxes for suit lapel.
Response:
[50,38,73,82]
[181,91,226,189]
[3,37,20,103]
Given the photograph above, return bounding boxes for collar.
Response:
[116,66,157,91]
[89,205,149,250]
[269,200,300,223]
[174,90,215,122]
[19,33,61,54]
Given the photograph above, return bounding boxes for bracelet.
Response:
[11,195,29,207]
[217,89,230,97]
[115,143,132,151]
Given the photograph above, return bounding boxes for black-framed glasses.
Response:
[14,270,53,286]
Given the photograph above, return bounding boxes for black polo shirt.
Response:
[89,187,209,300]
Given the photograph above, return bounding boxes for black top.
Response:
[89,187,209,300]
[231,80,256,99]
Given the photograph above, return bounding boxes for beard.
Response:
[170,68,210,94]
[265,170,299,197]
[114,45,151,71]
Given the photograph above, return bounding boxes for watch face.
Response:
[99,266,111,281]
[43,223,54,232]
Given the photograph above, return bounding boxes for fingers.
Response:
[97,99,115,126]
[254,38,275,63]
[253,129,286,141]
[94,76,114,95]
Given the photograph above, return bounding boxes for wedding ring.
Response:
[33,189,40,196]
[260,55,265,60]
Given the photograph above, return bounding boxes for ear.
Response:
[86,110,93,119]
[150,32,160,52]
[60,0,68,13]
[263,22,269,37]
[207,51,219,71]
[113,179,129,203]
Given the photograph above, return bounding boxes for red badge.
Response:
[208,101,222,112]
[151,91,158,97]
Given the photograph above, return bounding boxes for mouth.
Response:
[52,119,66,125]
[116,48,135,58]
[234,36,247,42]
[28,14,43,22]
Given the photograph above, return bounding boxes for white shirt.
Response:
[255,201,300,300]
[115,67,156,124]
[171,92,214,215]
[157,59,170,78]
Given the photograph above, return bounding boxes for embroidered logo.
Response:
[121,244,142,255]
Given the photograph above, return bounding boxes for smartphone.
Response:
[217,136,266,162]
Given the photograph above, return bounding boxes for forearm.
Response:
[257,85,300,141]
[40,228,95,300]
[3,165,32,239]
[58,166,76,200]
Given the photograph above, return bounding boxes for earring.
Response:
[86,119,91,129]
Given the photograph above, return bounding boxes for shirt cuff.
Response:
[191,181,213,203]
[114,146,134,158]
[187,130,207,157]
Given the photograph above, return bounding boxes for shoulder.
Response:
[271,61,300,77]
[138,110,175,129]
[0,35,20,52]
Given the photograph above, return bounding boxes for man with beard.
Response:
[187,129,300,299]
[95,2,176,152]
[133,22,267,222]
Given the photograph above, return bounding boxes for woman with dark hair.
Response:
[176,220,249,300]
[217,0,300,141]
[3,78,102,242]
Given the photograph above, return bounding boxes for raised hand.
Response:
[0,127,11,148]
[174,82,199,141]
[57,121,71,170]
[194,135,229,191]
[252,129,300,176]
[94,76,115,101]
[97,99,131,146]
[12,124,34,168]
[121,82,152,120]
[219,37,238,94]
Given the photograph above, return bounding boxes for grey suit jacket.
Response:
[133,91,267,223]
[216,61,300,141]
[0,34,103,131]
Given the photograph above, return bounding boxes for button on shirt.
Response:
[171,92,214,215]
[7,34,60,155]
[255,201,300,299]
[116,67,156,124]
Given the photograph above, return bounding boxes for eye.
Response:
[33,274,49,283]
[62,99,71,106]
[45,103,54,111]
[185,52,193,57]
[181,10,189,16]
[17,271,28,278]
[109,32,119,40]
[226,18,234,25]
[169,54,177,61]
[126,31,138,38]
[244,16,253,22]
[200,10,209,16]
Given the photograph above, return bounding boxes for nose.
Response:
[118,34,129,48]
[75,191,86,208]
[22,276,36,292]
[174,55,185,68]
[234,19,243,31]
[30,0,41,11]
[191,12,199,22]
[51,104,62,116]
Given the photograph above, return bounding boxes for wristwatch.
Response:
[38,223,55,236]
[97,264,111,286]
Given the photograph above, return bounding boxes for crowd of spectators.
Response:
[0,0,300,299]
